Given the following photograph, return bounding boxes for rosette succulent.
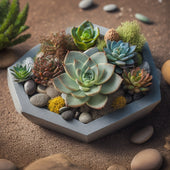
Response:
[10,64,32,83]
[71,20,100,51]
[53,51,123,109]
[122,67,152,93]
[104,40,136,73]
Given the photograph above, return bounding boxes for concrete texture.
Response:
[0,0,170,169]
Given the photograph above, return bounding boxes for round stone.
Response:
[79,0,93,9]
[74,111,81,119]
[79,112,92,124]
[59,106,70,114]
[161,60,170,85]
[131,149,162,170]
[0,159,17,170]
[61,110,74,121]
[130,125,154,144]
[24,79,36,96]
[107,164,127,170]
[103,4,118,12]
[46,86,60,98]
[30,93,50,107]
[37,85,47,94]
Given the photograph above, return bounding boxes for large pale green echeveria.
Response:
[53,51,123,109]
[71,21,100,51]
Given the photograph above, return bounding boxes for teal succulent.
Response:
[71,20,100,51]
[53,51,122,109]
[10,64,32,83]
[104,40,136,73]
[0,0,30,51]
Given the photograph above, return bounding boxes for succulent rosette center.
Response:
[53,51,123,109]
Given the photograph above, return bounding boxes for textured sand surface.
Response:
[0,0,170,169]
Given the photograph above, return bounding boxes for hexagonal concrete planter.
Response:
[7,25,161,142]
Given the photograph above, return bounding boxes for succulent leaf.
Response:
[57,73,79,91]
[86,94,108,109]
[0,0,9,24]
[71,20,100,51]
[64,51,89,65]
[96,63,115,85]
[84,85,102,96]
[100,73,123,94]
[90,52,108,64]
[53,77,72,94]
[66,94,90,107]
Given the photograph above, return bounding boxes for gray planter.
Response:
[7,25,161,142]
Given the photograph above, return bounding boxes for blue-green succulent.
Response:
[53,51,122,109]
[104,40,136,73]
[71,20,100,51]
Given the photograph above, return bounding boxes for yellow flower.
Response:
[112,96,126,110]
[48,96,65,113]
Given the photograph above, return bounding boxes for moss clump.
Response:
[48,96,65,114]
[96,38,106,51]
[112,96,126,110]
[116,21,146,52]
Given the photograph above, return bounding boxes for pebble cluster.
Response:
[24,78,93,124]
[79,0,118,12]
[78,0,153,24]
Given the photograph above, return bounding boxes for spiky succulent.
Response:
[53,51,123,109]
[104,40,136,73]
[10,64,32,83]
[71,20,100,51]
[0,0,30,51]
[122,67,152,93]
[32,52,64,86]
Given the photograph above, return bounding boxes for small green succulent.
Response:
[0,0,30,51]
[10,64,32,83]
[104,40,136,73]
[53,51,122,109]
[71,20,100,51]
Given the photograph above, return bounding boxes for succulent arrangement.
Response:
[0,0,30,51]
[10,20,153,124]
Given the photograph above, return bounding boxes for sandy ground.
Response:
[0,0,170,169]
